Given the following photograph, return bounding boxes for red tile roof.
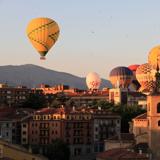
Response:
[0,107,34,121]
[133,113,147,120]
[97,148,149,160]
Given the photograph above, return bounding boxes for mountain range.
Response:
[0,64,112,89]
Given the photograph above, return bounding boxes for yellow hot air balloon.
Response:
[148,45,160,69]
[26,17,60,60]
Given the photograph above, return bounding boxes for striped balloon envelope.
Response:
[109,66,133,88]
[26,17,60,60]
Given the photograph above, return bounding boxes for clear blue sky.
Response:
[0,0,160,79]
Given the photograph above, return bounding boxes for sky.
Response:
[1,0,160,79]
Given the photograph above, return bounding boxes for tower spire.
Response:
[156,58,159,72]
[154,58,160,94]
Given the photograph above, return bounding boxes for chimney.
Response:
[72,106,75,112]
[98,106,101,110]
[139,149,142,154]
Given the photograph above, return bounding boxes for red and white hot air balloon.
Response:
[86,72,101,90]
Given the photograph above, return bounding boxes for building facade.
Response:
[0,84,31,107]
[0,108,34,144]
[21,107,121,157]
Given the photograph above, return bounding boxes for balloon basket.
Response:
[40,56,46,60]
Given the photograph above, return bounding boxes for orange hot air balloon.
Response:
[148,45,160,69]
[26,17,60,60]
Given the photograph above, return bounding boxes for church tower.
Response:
[147,63,160,159]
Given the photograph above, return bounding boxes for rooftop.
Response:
[96,148,149,160]
[133,113,147,120]
[34,106,120,117]
[0,107,34,121]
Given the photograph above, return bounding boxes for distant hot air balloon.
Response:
[148,45,160,69]
[86,72,101,90]
[109,66,133,88]
[26,17,60,60]
[136,63,156,92]
[128,64,140,90]
[128,64,140,78]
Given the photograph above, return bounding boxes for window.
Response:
[148,103,150,111]
[95,135,98,139]
[66,138,70,144]
[22,138,26,142]
[157,103,160,113]
[23,124,26,128]
[86,148,91,153]
[158,120,160,126]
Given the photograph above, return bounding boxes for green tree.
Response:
[49,92,70,108]
[111,104,146,132]
[45,139,70,160]
[90,100,114,109]
[22,93,46,109]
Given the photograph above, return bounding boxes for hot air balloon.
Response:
[148,45,160,69]
[109,66,133,88]
[128,64,140,78]
[136,63,156,92]
[128,64,140,90]
[26,17,60,60]
[86,72,101,90]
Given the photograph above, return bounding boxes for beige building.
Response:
[131,69,160,159]
[131,94,160,159]
[109,88,123,105]
[147,94,160,159]
[132,113,148,144]
[109,88,146,106]
[0,138,48,160]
